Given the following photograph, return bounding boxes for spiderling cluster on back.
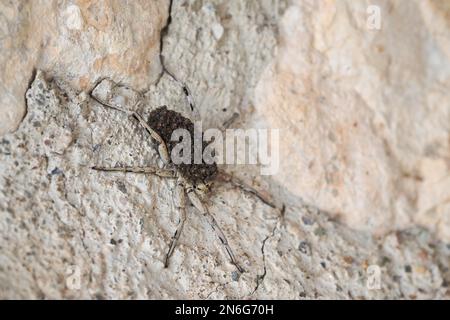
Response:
[147,106,218,185]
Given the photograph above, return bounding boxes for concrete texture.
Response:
[0,0,450,299]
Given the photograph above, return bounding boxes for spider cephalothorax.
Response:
[147,106,218,187]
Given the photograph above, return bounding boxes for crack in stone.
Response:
[156,0,174,84]
[16,69,39,134]
[250,204,284,296]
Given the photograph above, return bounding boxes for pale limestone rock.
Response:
[211,22,224,40]
[0,0,168,135]
[254,0,450,241]
[63,5,84,31]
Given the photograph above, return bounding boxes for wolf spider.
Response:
[90,68,276,274]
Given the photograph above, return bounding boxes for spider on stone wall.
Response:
[89,67,277,274]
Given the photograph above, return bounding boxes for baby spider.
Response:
[90,70,276,274]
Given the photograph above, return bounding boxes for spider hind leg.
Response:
[164,180,187,268]
[186,187,245,274]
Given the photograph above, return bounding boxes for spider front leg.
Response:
[160,58,196,112]
[217,171,277,209]
[164,179,187,268]
[130,111,171,164]
[90,94,171,164]
[186,188,245,274]
[91,165,176,178]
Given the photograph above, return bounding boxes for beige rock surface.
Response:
[0,0,168,135]
[254,0,450,241]
[1,0,450,299]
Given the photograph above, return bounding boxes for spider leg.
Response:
[221,112,240,130]
[217,171,276,209]
[90,92,133,115]
[91,165,176,178]
[160,61,196,113]
[129,110,171,164]
[186,188,245,274]
[90,94,171,164]
[164,179,187,268]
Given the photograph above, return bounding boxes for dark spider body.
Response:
[147,106,218,184]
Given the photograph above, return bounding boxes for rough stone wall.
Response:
[0,0,167,135]
[255,0,450,242]
[0,0,450,299]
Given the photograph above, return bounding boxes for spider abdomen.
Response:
[147,106,218,184]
